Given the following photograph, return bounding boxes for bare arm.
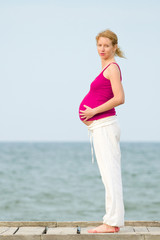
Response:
[79,64,125,121]
[94,64,125,114]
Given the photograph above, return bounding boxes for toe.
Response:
[115,226,120,232]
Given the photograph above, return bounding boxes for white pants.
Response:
[87,116,125,227]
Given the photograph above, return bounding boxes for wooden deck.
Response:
[0,221,160,239]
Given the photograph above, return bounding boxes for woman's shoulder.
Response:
[107,62,121,70]
[104,62,122,81]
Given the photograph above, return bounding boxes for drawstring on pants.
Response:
[88,129,95,164]
[87,115,118,164]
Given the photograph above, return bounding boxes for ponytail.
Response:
[115,46,126,58]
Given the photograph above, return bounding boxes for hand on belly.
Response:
[79,105,96,121]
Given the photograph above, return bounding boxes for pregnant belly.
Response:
[79,93,115,124]
[79,93,96,122]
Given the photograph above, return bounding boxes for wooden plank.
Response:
[0,221,160,240]
[119,226,135,232]
[0,221,160,227]
[0,235,41,240]
[0,221,57,227]
[15,227,45,235]
[133,227,149,232]
[125,221,160,227]
[57,221,102,227]
[42,233,144,240]
[147,227,160,232]
[0,227,8,234]
[145,234,160,240]
[0,227,18,235]
[0,227,9,234]
[47,227,77,234]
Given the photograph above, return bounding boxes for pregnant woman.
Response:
[79,29,125,233]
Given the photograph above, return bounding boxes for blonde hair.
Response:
[96,29,125,58]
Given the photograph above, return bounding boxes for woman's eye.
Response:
[97,44,109,47]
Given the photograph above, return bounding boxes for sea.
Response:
[0,141,159,222]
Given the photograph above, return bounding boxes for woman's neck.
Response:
[101,58,116,70]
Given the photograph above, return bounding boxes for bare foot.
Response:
[87,224,120,233]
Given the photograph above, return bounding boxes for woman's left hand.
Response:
[79,105,96,121]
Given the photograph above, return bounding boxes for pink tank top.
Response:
[79,62,122,121]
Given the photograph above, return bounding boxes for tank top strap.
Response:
[102,62,122,81]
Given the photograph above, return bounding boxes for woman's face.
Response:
[97,37,117,59]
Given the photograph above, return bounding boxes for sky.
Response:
[0,0,160,142]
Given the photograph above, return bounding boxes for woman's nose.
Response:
[101,46,105,51]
